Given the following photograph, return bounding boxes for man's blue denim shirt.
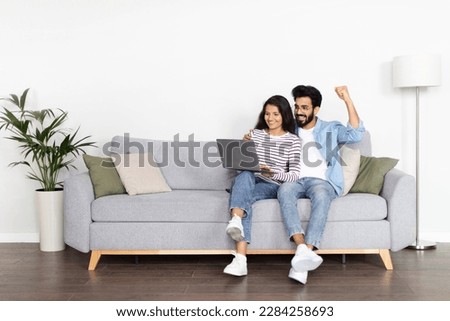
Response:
[295,118,365,196]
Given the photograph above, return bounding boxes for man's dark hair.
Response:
[291,85,322,108]
[255,95,296,135]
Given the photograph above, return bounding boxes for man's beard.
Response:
[296,113,315,128]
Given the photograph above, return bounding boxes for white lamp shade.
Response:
[393,54,441,88]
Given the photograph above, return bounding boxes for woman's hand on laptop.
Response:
[260,164,274,177]
[243,129,253,141]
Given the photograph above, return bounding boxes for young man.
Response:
[279,85,365,284]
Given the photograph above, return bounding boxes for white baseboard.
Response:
[0,233,39,243]
[420,232,450,243]
[0,232,449,244]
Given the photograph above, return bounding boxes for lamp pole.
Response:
[393,53,441,250]
[408,86,436,250]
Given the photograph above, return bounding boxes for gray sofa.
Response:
[64,133,416,270]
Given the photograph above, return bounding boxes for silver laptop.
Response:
[216,139,261,171]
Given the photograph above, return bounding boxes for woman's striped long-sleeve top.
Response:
[251,129,301,183]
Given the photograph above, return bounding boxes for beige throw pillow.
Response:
[113,152,172,196]
[340,145,361,196]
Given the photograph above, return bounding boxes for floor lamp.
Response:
[393,54,441,250]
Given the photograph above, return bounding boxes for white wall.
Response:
[1,0,449,242]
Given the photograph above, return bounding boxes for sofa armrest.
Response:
[380,168,416,251]
[63,172,94,253]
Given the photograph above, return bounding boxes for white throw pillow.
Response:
[113,152,172,196]
[340,145,361,196]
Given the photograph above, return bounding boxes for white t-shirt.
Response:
[298,127,327,180]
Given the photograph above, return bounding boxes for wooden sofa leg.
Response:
[379,249,393,270]
[88,250,102,271]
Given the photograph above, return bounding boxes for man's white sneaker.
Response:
[223,252,247,276]
[226,215,245,242]
[291,244,323,272]
[288,268,308,284]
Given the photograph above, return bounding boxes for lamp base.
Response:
[407,240,437,250]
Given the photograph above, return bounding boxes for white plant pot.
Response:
[35,189,65,252]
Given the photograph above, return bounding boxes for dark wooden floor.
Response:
[1,243,449,301]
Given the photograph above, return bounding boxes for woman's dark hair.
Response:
[255,95,296,134]
[291,85,322,108]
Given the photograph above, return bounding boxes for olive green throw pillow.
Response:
[83,154,126,198]
[349,155,399,195]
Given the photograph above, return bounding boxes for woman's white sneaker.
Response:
[223,252,247,276]
[226,215,245,241]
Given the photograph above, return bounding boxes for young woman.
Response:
[224,95,301,276]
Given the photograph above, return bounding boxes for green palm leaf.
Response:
[0,89,97,191]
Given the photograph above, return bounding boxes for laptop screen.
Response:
[216,139,260,171]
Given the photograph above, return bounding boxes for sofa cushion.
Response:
[82,154,126,198]
[112,152,172,195]
[91,191,387,223]
[92,190,230,222]
[252,193,387,222]
[110,136,238,191]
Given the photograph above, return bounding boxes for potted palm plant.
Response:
[0,88,96,251]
